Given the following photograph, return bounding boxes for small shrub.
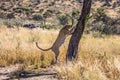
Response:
[33,13,44,21]
[90,19,118,35]
[39,24,52,30]
[13,6,32,13]
[13,19,23,27]
[3,19,14,28]
[43,9,53,18]
[95,7,106,21]
[57,14,70,26]
[3,19,23,28]
[102,24,116,34]
[72,10,80,19]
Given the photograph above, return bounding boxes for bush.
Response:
[89,20,118,35]
[39,24,59,30]
[3,19,23,28]
[43,9,53,18]
[95,7,106,21]
[57,14,71,26]
[33,13,44,21]
[3,19,14,28]
[102,24,116,34]
[39,24,52,29]
[13,6,32,13]
[72,10,79,19]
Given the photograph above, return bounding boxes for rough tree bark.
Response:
[66,0,92,61]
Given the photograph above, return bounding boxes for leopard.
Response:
[36,17,76,63]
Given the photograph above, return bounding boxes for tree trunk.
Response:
[66,0,92,61]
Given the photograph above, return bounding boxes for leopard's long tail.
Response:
[36,42,51,51]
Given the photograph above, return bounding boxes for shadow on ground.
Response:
[4,70,57,80]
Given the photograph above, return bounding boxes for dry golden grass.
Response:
[0,26,56,67]
[0,26,120,80]
[54,34,120,80]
